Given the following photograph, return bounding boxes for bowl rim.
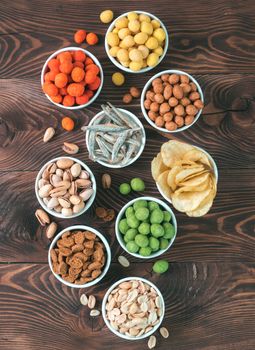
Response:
[48,225,111,288]
[115,196,177,259]
[41,46,104,110]
[156,144,218,203]
[104,10,169,74]
[35,156,96,219]
[140,69,204,133]
[101,276,165,340]
[85,108,146,168]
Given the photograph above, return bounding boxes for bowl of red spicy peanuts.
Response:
[41,47,104,110]
[141,69,204,132]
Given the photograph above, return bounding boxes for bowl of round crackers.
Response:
[151,140,218,217]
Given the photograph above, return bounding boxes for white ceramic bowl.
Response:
[85,108,146,168]
[156,144,218,203]
[48,225,111,288]
[41,47,104,109]
[35,156,96,219]
[115,196,177,259]
[102,277,165,340]
[105,11,169,74]
[141,69,204,132]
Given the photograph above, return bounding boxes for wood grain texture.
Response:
[0,169,254,263]
[0,0,255,349]
[0,263,255,350]
[0,1,255,75]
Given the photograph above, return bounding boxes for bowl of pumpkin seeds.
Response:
[83,103,146,168]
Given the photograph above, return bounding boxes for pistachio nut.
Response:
[43,197,50,206]
[62,142,79,155]
[38,178,49,189]
[46,222,57,239]
[47,197,59,209]
[63,169,73,182]
[79,188,94,201]
[42,169,50,180]
[79,170,90,179]
[39,184,53,198]
[54,205,62,213]
[75,179,91,189]
[46,162,57,174]
[102,173,111,189]
[56,158,74,169]
[56,169,64,177]
[49,187,67,198]
[43,127,55,143]
[50,174,62,186]
[58,197,71,208]
[61,208,73,216]
[69,181,77,195]
[35,209,50,226]
[73,200,85,214]
[55,180,71,189]
[71,163,82,178]
[69,195,81,205]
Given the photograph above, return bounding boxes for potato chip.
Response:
[186,181,217,217]
[183,149,211,168]
[151,153,169,181]
[175,166,205,184]
[157,170,172,199]
[179,172,210,188]
[167,165,183,191]
[161,141,194,168]
[174,177,210,194]
[172,182,213,212]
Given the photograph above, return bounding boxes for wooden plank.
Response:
[0,1,255,74]
[1,74,255,171]
[0,169,254,263]
[0,262,254,350]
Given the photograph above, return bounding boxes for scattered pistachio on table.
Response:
[35,208,50,226]
[62,142,79,154]
[101,173,111,189]
[43,127,55,143]
[45,222,57,239]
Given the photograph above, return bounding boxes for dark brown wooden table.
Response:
[0,1,255,349]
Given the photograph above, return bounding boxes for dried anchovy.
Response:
[111,130,129,162]
[101,105,122,126]
[84,125,128,132]
[107,102,137,128]
[83,103,144,166]
[95,136,111,158]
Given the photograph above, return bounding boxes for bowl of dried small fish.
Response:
[83,103,146,168]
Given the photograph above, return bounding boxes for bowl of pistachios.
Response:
[35,156,96,218]
[83,103,146,168]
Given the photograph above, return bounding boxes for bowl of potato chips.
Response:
[151,140,218,217]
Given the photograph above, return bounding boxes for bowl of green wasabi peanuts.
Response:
[116,196,177,259]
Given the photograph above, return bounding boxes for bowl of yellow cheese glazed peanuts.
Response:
[105,11,168,73]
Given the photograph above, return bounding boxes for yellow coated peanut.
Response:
[100,10,114,24]
[112,72,125,86]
